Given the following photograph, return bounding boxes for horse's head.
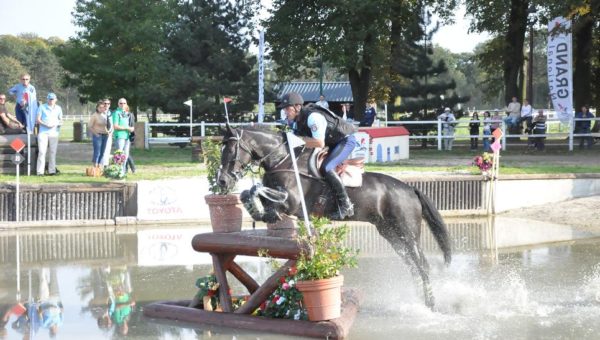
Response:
[217,124,288,192]
[217,124,255,193]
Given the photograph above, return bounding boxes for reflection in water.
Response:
[0,219,599,339]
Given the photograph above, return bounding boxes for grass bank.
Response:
[1,142,598,184]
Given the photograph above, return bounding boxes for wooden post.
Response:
[212,254,233,312]
[228,262,260,294]
[235,260,296,315]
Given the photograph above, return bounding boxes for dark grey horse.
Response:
[217,125,451,308]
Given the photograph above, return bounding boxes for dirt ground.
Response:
[501,195,600,231]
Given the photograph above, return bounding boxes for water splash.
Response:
[579,263,600,304]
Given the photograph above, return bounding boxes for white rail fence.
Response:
[143,118,600,152]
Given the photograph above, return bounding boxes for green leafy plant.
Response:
[256,217,358,319]
[295,217,359,281]
[203,138,231,194]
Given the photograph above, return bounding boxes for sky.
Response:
[0,0,489,54]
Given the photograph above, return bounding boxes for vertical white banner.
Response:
[258,30,265,123]
[547,17,573,123]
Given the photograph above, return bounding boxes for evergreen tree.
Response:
[390,2,468,146]
[164,0,260,123]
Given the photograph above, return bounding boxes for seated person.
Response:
[0,94,26,133]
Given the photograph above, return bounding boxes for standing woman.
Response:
[469,111,480,151]
[112,98,133,176]
[482,111,492,152]
[88,101,109,168]
[101,99,113,167]
[36,93,63,176]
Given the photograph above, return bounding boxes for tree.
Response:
[265,0,458,121]
[0,56,27,97]
[391,4,469,116]
[0,34,85,115]
[55,0,177,115]
[465,0,533,105]
[389,2,469,147]
[163,0,260,122]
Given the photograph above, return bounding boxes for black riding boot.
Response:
[324,171,354,220]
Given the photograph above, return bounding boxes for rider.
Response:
[278,92,358,220]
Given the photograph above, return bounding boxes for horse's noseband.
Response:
[223,131,254,181]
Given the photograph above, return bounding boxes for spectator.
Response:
[482,111,492,152]
[575,105,594,149]
[531,109,547,151]
[344,103,355,121]
[469,111,480,151]
[519,99,533,129]
[341,103,349,120]
[491,109,502,143]
[102,99,114,167]
[8,73,38,130]
[89,101,110,168]
[97,266,135,336]
[126,110,137,174]
[504,96,521,128]
[0,94,26,134]
[112,98,134,176]
[37,268,63,338]
[36,93,63,176]
[360,102,376,127]
[315,95,329,109]
[438,107,456,151]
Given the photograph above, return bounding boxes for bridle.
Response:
[221,129,289,181]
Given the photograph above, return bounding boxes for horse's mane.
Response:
[228,124,284,141]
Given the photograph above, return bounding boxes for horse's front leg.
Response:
[241,184,292,224]
[240,186,266,221]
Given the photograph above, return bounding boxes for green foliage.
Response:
[391,6,469,119]
[163,0,260,121]
[194,274,220,311]
[295,217,359,281]
[56,0,178,114]
[266,0,458,120]
[202,138,229,194]
[0,35,85,114]
[56,0,260,123]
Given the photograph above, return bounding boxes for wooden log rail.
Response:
[191,230,311,314]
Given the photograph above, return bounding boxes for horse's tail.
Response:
[414,188,452,265]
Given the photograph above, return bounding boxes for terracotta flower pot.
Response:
[204,194,243,233]
[296,275,344,321]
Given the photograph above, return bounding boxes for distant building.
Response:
[275,82,353,118]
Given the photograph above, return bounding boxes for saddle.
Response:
[308,148,365,187]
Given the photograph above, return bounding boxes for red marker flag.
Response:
[223,97,232,103]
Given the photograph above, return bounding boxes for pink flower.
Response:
[282,282,290,290]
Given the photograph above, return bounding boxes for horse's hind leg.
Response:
[378,221,435,309]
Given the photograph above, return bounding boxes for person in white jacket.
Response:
[438,107,456,150]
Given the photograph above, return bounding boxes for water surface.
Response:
[1,218,599,339]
